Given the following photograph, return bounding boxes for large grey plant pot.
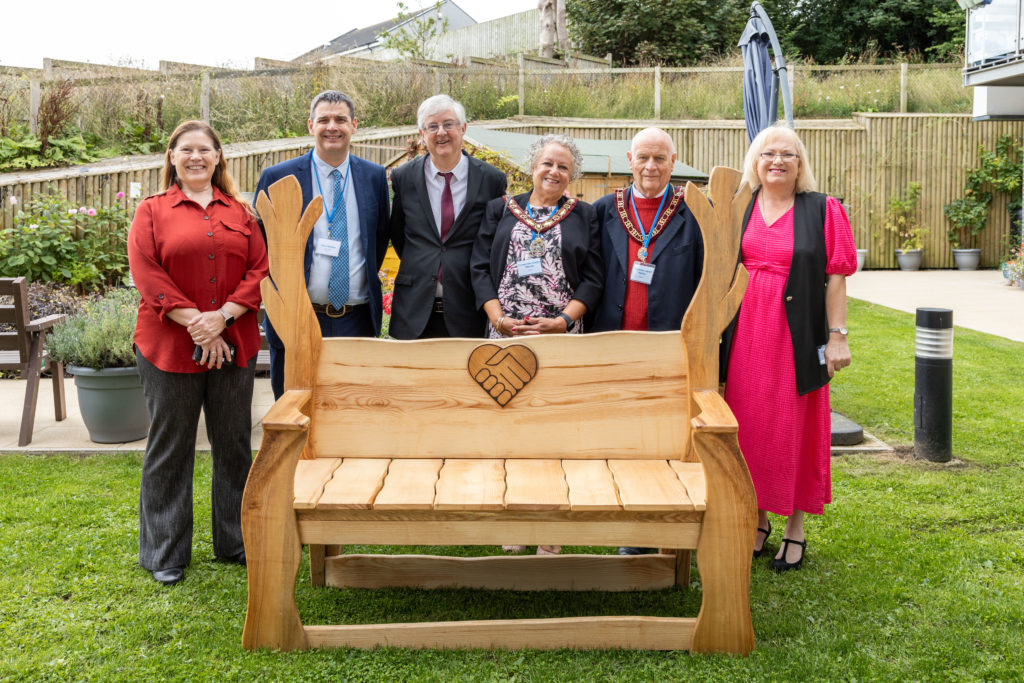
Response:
[894,249,923,271]
[69,366,150,443]
[856,249,867,272]
[952,248,982,271]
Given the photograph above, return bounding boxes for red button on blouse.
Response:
[128,184,269,373]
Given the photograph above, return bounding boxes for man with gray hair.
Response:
[254,90,390,398]
[389,94,506,338]
[592,127,703,555]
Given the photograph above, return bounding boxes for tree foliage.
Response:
[565,0,749,66]
[758,0,965,63]
[377,1,449,60]
[565,0,965,66]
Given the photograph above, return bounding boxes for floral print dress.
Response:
[486,206,584,339]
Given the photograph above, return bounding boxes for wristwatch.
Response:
[557,312,575,331]
[828,326,848,336]
[219,308,235,328]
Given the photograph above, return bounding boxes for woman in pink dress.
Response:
[724,123,857,571]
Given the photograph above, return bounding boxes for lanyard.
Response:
[313,163,350,224]
[629,186,670,258]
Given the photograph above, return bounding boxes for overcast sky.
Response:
[0,0,538,70]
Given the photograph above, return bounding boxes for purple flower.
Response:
[116,191,125,199]
[87,208,97,216]
[79,207,88,214]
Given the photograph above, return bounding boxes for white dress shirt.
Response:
[424,153,470,296]
[307,151,368,306]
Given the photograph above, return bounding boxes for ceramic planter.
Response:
[952,248,981,271]
[895,249,923,271]
[69,366,150,443]
[856,249,867,272]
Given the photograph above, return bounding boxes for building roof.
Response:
[463,127,708,182]
[294,0,476,63]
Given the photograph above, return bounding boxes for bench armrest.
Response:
[25,314,66,333]
[689,389,738,434]
[262,389,312,432]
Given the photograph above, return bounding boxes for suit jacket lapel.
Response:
[649,185,682,264]
[298,151,315,210]
[349,155,374,260]
[608,201,629,276]
[411,156,440,239]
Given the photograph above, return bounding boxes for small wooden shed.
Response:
[462,126,708,202]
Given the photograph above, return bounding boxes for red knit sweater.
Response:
[621,193,664,330]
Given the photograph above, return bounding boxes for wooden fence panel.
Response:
[2,115,1022,269]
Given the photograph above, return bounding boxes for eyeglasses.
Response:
[423,120,460,134]
[760,152,799,161]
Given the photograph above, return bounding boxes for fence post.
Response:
[518,53,525,116]
[29,79,40,135]
[654,65,662,120]
[899,62,908,113]
[433,68,441,95]
[200,72,210,123]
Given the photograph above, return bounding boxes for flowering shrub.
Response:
[378,270,396,338]
[45,286,139,369]
[0,188,131,291]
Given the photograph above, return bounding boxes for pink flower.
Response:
[87,208,97,216]
[8,196,16,205]
[79,207,88,214]
[116,191,125,199]
[68,208,78,215]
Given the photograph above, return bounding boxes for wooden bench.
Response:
[0,277,67,446]
[241,168,755,653]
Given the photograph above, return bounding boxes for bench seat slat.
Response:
[608,460,694,511]
[670,461,707,511]
[294,458,343,510]
[318,458,391,510]
[562,460,623,511]
[374,459,443,510]
[504,460,569,511]
[435,459,505,511]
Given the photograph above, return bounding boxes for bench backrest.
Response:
[0,277,30,367]
[310,330,687,460]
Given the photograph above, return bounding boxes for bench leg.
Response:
[18,332,44,447]
[690,429,756,655]
[51,358,67,422]
[241,426,308,651]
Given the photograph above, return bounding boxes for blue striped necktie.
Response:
[327,168,350,309]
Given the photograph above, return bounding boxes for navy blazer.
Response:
[470,192,604,313]
[590,186,704,332]
[389,153,506,338]
[253,150,390,335]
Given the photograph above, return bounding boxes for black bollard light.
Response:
[914,308,953,463]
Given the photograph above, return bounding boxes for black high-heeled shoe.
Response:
[753,522,772,558]
[771,538,806,572]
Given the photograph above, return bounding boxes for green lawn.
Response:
[1,299,1022,681]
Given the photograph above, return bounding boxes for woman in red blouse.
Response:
[128,120,268,586]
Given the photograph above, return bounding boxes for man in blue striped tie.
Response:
[254,91,390,399]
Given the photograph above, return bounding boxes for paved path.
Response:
[846,269,1024,343]
[2,269,1019,453]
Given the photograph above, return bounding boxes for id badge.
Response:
[817,345,827,365]
[315,237,342,257]
[630,261,656,285]
[517,258,543,277]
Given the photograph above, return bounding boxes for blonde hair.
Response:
[161,120,254,215]
[740,122,816,194]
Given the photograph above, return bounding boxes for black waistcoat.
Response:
[726,190,830,396]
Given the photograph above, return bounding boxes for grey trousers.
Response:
[136,349,255,571]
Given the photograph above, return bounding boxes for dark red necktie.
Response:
[439,171,454,241]
[438,171,454,285]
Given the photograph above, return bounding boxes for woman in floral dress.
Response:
[724,123,857,572]
[471,133,604,554]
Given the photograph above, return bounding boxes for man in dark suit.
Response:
[591,127,704,556]
[591,127,703,335]
[254,90,389,398]
[389,94,506,339]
